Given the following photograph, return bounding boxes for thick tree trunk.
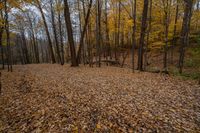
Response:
[64,0,78,66]
[137,0,149,71]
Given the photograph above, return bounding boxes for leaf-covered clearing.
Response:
[0,64,200,132]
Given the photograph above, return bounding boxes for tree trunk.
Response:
[57,0,65,65]
[76,0,93,64]
[163,0,171,73]
[20,29,30,64]
[105,0,111,63]
[132,0,137,72]
[96,0,101,67]
[171,1,179,64]
[36,0,56,63]
[64,0,78,66]
[179,0,193,73]
[27,14,39,64]
[5,0,12,72]
[144,0,152,70]
[137,0,149,71]
[0,26,4,69]
[117,0,121,56]
[50,0,61,64]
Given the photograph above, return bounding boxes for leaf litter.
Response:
[0,64,200,132]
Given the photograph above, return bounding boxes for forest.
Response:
[0,0,200,132]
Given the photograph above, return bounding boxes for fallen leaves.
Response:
[0,64,200,132]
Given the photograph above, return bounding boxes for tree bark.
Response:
[131,0,137,72]
[179,0,193,73]
[20,29,30,64]
[144,0,152,70]
[105,0,111,63]
[36,0,56,63]
[76,0,93,64]
[137,0,149,71]
[171,1,179,64]
[50,0,62,64]
[96,0,101,67]
[0,31,4,69]
[163,0,172,73]
[64,0,78,66]
[56,0,65,65]
[27,14,39,63]
[4,0,12,72]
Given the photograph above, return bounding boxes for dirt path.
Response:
[0,64,200,132]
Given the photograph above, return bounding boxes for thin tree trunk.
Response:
[163,0,171,73]
[105,0,111,63]
[76,0,93,64]
[28,17,39,63]
[5,0,12,72]
[0,11,4,69]
[0,27,4,69]
[50,0,61,64]
[36,0,56,63]
[171,1,179,64]
[179,0,193,73]
[144,0,152,70]
[0,37,4,69]
[57,0,65,65]
[16,35,24,65]
[117,0,121,59]
[77,0,84,64]
[131,0,137,72]
[20,29,30,64]
[96,0,101,67]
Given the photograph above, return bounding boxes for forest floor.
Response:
[0,64,200,132]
